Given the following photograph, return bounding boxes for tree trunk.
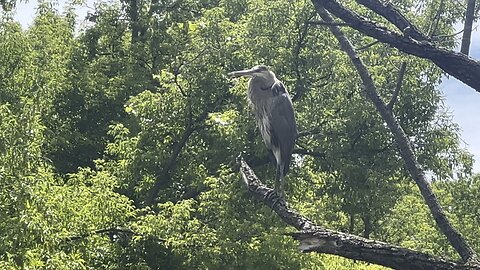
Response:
[461,0,477,55]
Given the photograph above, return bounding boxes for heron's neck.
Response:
[253,72,276,89]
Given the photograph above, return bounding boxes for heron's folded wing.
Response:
[269,82,297,175]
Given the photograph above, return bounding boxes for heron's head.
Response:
[228,65,275,80]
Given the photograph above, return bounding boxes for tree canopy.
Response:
[0,0,479,269]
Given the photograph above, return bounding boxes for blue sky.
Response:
[11,1,480,173]
[13,0,94,29]
[441,23,480,173]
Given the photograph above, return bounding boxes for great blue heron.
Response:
[228,65,297,197]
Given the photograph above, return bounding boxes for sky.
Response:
[441,23,480,173]
[10,1,480,173]
[12,0,94,29]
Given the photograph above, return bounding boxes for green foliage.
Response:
[0,0,478,269]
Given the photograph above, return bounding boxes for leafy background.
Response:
[0,0,479,269]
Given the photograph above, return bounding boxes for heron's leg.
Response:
[278,173,285,199]
[275,164,286,199]
[274,165,281,191]
[270,165,285,208]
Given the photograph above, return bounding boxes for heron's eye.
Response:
[254,65,266,72]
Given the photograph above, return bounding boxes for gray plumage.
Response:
[228,65,297,196]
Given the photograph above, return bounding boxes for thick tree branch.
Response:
[239,159,478,269]
[312,3,479,263]
[461,0,477,55]
[290,231,477,270]
[239,157,317,230]
[355,0,429,41]
[312,0,480,93]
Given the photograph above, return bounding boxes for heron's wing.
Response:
[269,81,297,175]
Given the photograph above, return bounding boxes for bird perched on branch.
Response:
[228,65,297,198]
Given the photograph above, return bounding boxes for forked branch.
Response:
[311,2,479,263]
[239,158,478,269]
[311,0,480,92]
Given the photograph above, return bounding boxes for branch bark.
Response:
[311,2,478,263]
[355,0,429,41]
[461,0,477,55]
[312,0,480,93]
[239,159,479,269]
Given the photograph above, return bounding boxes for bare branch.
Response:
[173,71,189,97]
[387,61,407,111]
[239,159,478,269]
[432,28,466,40]
[426,0,445,37]
[311,0,480,93]
[356,40,380,51]
[307,21,351,26]
[312,2,479,263]
[461,0,477,55]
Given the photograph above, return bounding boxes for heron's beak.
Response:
[228,68,256,77]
